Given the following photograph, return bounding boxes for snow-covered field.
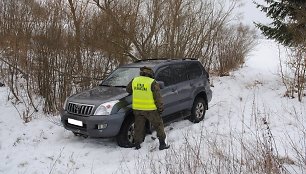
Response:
[0,39,305,174]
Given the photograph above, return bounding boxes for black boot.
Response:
[159,139,170,150]
[135,143,141,150]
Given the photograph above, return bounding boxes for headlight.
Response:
[94,100,119,115]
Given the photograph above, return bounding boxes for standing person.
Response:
[126,66,170,150]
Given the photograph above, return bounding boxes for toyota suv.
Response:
[61,58,212,147]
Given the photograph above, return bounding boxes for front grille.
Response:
[67,102,94,116]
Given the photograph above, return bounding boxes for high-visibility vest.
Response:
[132,76,157,110]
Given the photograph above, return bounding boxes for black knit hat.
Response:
[140,66,154,78]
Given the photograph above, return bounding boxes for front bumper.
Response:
[60,110,125,138]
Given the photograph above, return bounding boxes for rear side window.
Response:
[187,62,203,80]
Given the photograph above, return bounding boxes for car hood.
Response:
[68,86,129,106]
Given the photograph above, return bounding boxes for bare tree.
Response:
[0,0,257,116]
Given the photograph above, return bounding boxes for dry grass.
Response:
[130,98,305,174]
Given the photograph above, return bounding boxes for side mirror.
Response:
[157,81,165,89]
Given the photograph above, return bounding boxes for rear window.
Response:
[186,62,203,80]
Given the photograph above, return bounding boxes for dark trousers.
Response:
[133,110,166,144]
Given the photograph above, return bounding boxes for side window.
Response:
[156,63,188,86]
[156,66,173,86]
[187,62,203,80]
[170,63,188,84]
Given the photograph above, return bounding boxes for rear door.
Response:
[155,63,190,116]
[185,62,205,108]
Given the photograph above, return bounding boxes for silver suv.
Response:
[61,59,212,147]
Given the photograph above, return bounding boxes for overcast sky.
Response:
[238,0,271,26]
[237,1,286,68]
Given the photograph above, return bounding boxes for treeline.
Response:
[0,0,256,115]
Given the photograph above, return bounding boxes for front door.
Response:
[155,66,178,116]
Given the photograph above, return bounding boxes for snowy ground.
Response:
[0,39,305,174]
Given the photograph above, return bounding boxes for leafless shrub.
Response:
[93,0,257,73]
[284,106,306,173]
[131,97,306,174]
[0,0,256,115]
[281,46,306,102]
[133,127,286,173]
[0,0,119,115]
[214,24,257,76]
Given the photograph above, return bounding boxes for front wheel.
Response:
[116,116,135,148]
[189,97,206,123]
[73,132,88,138]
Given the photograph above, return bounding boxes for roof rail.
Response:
[134,58,166,62]
[181,58,198,60]
[134,58,198,62]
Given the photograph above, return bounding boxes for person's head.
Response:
[140,66,154,78]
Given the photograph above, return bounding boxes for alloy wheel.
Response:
[127,123,135,143]
[195,103,205,119]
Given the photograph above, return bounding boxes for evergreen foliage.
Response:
[255,0,306,47]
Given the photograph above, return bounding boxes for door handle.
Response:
[171,88,178,94]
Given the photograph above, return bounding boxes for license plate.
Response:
[68,118,83,127]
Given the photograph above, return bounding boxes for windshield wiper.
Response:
[113,85,126,88]
[99,84,112,87]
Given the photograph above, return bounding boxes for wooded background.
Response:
[0,0,256,115]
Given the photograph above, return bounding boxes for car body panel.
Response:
[67,86,129,108]
[159,83,180,116]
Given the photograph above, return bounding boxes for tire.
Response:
[189,97,206,123]
[116,116,136,148]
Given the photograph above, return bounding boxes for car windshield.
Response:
[100,67,140,87]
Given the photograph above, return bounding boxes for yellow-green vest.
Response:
[132,76,157,110]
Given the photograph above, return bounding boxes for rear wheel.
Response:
[189,97,206,123]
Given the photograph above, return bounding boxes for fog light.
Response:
[98,124,108,129]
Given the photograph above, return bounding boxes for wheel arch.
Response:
[121,109,134,126]
[195,91,208,110]
[116,109,135,147]
[119,109,151,135]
